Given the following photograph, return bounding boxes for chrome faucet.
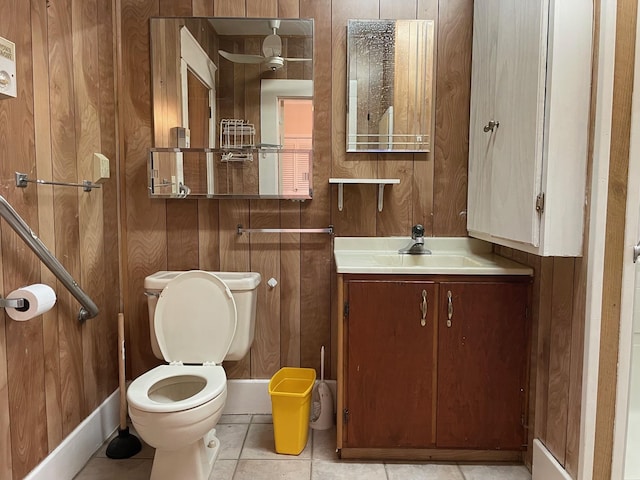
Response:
[399,224,431,254]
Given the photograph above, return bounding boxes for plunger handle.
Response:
[118,312,127,431]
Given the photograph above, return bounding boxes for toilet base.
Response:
[149,428,220,480]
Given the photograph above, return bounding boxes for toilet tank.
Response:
[144,271,261,362]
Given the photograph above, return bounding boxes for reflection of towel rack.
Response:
[237,224,333,235]
[0,195,99,322]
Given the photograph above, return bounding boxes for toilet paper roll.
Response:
[5,284,57,321]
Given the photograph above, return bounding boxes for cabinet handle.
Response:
[420,289,428,327]
[483,120,500,133]
[446,290,453,328]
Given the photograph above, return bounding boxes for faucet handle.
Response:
[412,224,425,239]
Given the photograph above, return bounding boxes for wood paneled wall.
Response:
[0,0,120,478]
[121,0,472,381]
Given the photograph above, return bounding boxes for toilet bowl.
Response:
[127,270,260,480]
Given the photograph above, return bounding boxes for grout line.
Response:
[456,463,468,480]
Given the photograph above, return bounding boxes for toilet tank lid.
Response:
[145,271,261,291]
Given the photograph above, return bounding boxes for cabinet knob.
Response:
[420,289,428,327]
[483,120,500,133]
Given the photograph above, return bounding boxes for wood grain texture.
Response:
[300,0,333,374]
[593,1,637,478]
[120,0,165,378]
[544,258,576,464]
[2,0,48,476]
[31,0,63,454]
[433,0,472,236]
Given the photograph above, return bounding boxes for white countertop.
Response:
[334,237,533,275]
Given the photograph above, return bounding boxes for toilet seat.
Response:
[155,270,237,365]
[127,364,227,413]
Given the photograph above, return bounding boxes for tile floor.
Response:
[75,414,532,480]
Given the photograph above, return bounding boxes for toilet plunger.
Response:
[106,313,142,459]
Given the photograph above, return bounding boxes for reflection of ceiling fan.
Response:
[218,20,312,71]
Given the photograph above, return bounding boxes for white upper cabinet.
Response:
[467,0,593,256]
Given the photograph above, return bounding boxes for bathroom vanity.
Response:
[334,237,533,461]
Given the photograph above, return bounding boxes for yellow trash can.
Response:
[268,367,316,455]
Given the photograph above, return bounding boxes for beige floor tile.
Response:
[240,423,312,460]
[216,423,249,460]
[385,463,465,480]
[234,459,311,480]
[219,414,252,424]
[459,464,532,480]
[311,460,387,480]
[73,457,152,480]
[208,459,237,480]
[251,414,273,424]
[312,427,339,461]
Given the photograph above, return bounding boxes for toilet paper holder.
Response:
[0,296,25,309]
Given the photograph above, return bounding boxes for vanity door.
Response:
[343,280,438,448]
[436,280,529,450]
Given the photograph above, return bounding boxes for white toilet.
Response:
[127,270,261,480]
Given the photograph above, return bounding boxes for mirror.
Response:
[149,17,314,199]
[346,19,434,153]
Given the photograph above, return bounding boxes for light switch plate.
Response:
[93,153,110,183]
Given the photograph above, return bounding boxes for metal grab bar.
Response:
[0,195,99,322]
[237,224,333,235]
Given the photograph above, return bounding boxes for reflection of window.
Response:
[280,99,313,195]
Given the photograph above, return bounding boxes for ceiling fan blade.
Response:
[262,34,282,57]
[218,50,265,64]
[283,57,312,62]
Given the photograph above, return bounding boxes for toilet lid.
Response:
[154,270,237,364]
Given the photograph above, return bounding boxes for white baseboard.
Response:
[24,389,120,480]
[22,378,337,480]
[223,379,337,415]
[533,439,574,480]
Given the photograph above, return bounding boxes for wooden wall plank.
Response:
[544,257,576,465]
[330,0,379,236]
[192,0,214,16]
[31,0,63,454]
[565,257,586,477]
[1,0,48,475]
[279,0,300,17]
[120,0,165,378]
[534,257,554,442]
[433,0,472,236]
[72,0,105,415]
[0,226,10,479]
[300,0,333,374]
[96,0,120,405]
[48,0,88,439]
[278,1,302,369]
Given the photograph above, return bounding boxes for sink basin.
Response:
[333,237,533,275]
[373,254,484,268]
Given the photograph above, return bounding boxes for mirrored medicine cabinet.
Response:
[346,19,435,153]
[149,17,314,199]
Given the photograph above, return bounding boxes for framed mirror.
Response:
[149,17,314,199]
[346,19,434,153]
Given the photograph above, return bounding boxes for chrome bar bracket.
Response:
[0,297,25,309]
[634,241,640,263]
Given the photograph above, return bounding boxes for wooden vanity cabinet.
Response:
[436,281,529,451]
[337,274,531,460]
[342,280,438,449]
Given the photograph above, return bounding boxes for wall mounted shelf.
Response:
[329,178,400,212]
